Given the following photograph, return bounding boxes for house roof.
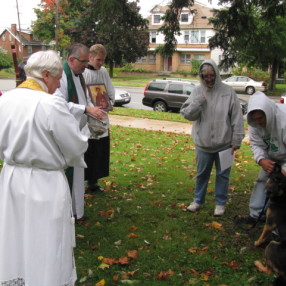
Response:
[148,1,214,29]
[0,27,49,46]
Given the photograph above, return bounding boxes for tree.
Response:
[32,0,149,77]
[69,0,149,77]
[209,0,286,90]
[32,0,77,52]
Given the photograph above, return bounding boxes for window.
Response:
[149,54,156,64]
[189,31,207,44]
[200,31,206,43]
[2,34,6,41]
[136,56,146,64]
[193,54,205,62]
[27,45,32,54]
[41,46,47,51]
[168,84,183,94]
[181,13,189,23]
[9,34,12,41]
[148,82,167,91]
[153,15,161,24]
[150,32,156,43]
[184,31,189,43]
[180,54,191,65]
[238,77,248,82]
[191,31,199,43]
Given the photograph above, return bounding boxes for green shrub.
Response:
[0,48,13,70]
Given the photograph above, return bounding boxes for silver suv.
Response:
[142,78,248,115]
[142,79,197,112]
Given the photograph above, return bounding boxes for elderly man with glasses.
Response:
[54,43,106,221]
[180,59,245,216]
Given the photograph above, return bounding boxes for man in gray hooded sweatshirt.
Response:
[180,59,245,216]
[238,91,286,224]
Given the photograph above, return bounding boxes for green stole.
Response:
[63,61,84,193]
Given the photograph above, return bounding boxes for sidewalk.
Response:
[109,114,250,143]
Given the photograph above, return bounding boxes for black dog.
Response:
[264,241,286,285]
[253,164,286,284]
[254,164,286,247]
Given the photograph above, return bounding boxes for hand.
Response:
[258,159,276,174]
[231,146,240,155]
[85,106,107,120]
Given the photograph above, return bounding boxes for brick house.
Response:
[0,24,50,60]
[132,1,225,73]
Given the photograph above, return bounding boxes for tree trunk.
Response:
[109,61,114,78]
[269,58,278,91]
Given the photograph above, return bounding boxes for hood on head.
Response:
[247,91,276,129]
[199,58,222,88]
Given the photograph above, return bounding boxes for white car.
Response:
[114,87,131,106]
[223,76,267,95]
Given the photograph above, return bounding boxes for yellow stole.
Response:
[17,78,48,93]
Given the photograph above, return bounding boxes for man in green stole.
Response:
[54,43,106,220]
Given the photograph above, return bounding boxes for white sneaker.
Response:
[214,205,225,216]
[187,202,201,212]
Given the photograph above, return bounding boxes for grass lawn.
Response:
[74,123,275,286]
[0,71,280,285]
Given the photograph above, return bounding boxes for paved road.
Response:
[0,79,280,109]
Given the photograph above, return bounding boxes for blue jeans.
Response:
[194,148,231,205]
[249,168,269,218]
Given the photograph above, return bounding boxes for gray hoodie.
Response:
[180,59,245,152]
[247,91,286,163]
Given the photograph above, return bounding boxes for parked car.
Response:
[222,76,267,95]
[280,93,286,104]
[142,79,197,112]
[142,78,248,115]
[114,87,131,106]
[0,91,2,96]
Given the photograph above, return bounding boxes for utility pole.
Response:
[55,0,59,51]
[15,0,22,45]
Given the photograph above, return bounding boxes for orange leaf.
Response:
[119,256,130,265]
[188,247,198,253]
[112,274,119,283]
[98,209,114,216]
[211,221,224,230]
[128,233,138,238]
[126,250,138,259]
[103,257,118,265]
[129,225,138,232]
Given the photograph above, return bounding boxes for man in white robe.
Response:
[54,43,106,220]
[0,50,88,286]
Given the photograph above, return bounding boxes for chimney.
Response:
[11,24,17,35]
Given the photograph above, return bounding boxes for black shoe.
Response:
[86,185,105,192]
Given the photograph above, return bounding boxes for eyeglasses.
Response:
[201,74,216,79]
[74,57,89,64]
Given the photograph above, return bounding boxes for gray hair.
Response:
[67,43,89,59]
[24,50,63,78]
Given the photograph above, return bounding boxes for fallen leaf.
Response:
[95,279,106,286]
[128,233,138,238]
[98,263,110,270]
[126,250,138,259]
[211,221,224,230]
[119,256,130,265]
